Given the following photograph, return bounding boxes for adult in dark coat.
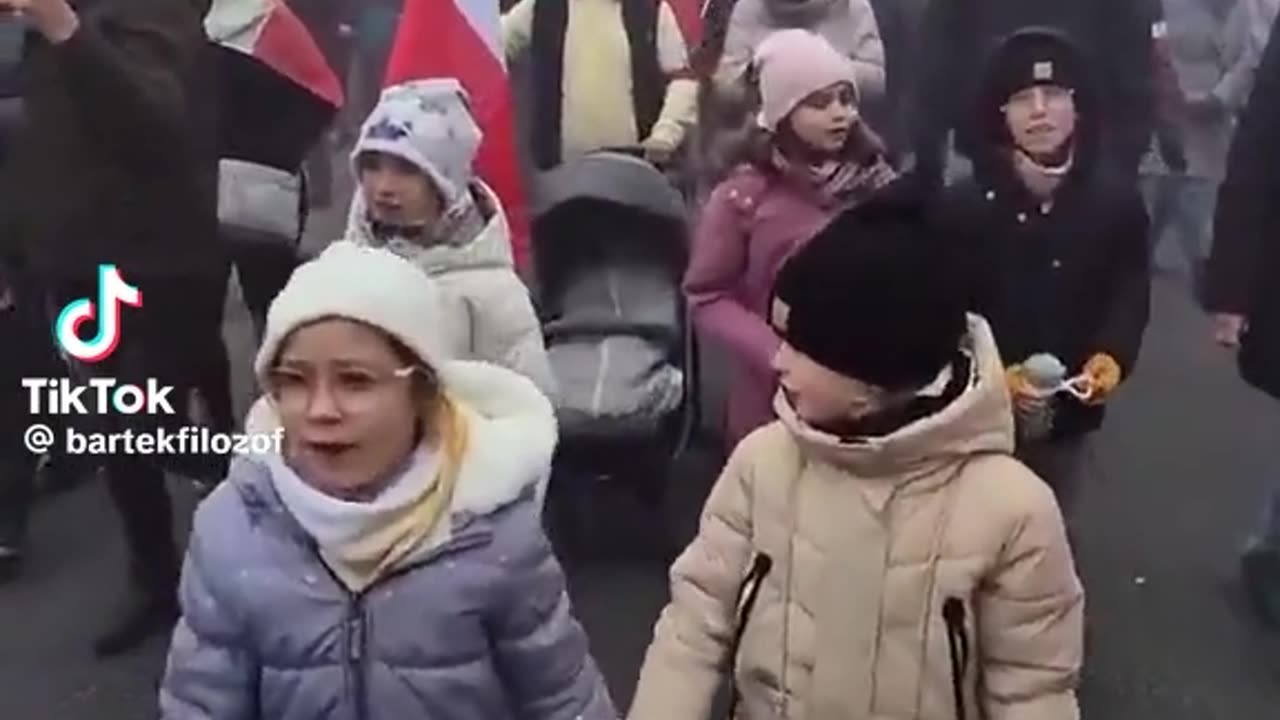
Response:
[938,28,1151,515]
[1203,11,1280,629]
[913,0,1160,189]
[0,16,34,582]
[865,0,927,157]
[0,0,225,656]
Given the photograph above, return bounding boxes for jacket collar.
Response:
[973,147,1093,220]
[773,315,1015,482]
[344,180,515,275]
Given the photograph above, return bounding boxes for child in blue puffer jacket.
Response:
[158,242,615,720]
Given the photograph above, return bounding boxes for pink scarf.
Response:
[770,145,898,207]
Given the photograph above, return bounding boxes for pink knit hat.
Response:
[753,29,859,131]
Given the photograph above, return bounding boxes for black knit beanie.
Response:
[985,27,1085,107]
[770,182,968,391]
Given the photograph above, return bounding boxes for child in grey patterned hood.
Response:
[345,79,556,401]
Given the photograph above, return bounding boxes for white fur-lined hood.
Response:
[242,360,557,518]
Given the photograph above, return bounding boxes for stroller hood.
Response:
[531,152,686,224]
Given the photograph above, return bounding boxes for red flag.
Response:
[669,0,703,49]
[383,0,530,271]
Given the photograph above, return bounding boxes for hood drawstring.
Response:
[943,597,971,720]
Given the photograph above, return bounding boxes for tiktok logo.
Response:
[54,265,142,363]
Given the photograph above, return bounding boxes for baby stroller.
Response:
[531,150,699,560]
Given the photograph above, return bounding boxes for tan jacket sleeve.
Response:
[628,441,758,720]
[978,478,1085,720]
[501,0,536,59]
[647,1,698,150]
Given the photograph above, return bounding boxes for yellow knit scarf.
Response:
[322,395,471,593]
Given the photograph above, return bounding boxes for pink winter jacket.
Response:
[683,164,843,450]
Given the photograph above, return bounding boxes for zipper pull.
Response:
[347,612,365,662]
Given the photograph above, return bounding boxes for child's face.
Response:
[773,342,886,424]
[358,151,442,228]
[786,81,858,155]
[1003,84,1077,158]
[266,318,423,500]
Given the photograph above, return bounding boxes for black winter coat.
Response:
[940,163,1151,437]
[1206,12,1280,398]
[0,0,222,280]
[913,0,1159,186]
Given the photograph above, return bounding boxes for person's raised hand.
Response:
[1185,92,1226,120]
[0,0,79,44]
[641,133,677,167]
[1005,364,1045,413]
[1212,313,1248,348]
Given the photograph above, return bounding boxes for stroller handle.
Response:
[592,145,682,176]
[596,145,647,158]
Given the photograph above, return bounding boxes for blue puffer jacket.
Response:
[158,361,617,720]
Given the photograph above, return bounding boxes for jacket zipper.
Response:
[942,597,970,720]
[726,552,773,718]
[346,601,368,720]
[303,531,491,718]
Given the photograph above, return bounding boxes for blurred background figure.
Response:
[711,0,885,95]
[200,0,346,452]
[913,0,1160,189]
[1204,8,1280,630]
[685,29,895,453]
[865,0,929,157]
[501,0,699,170]
[1218,0,1280,112]
[288,0,356,207]
[941,28,1151,517]
[0,9,32,583]
[697,0,885,192]
[350,0,404,132]
[1143,0,1237,295]
[0,0,222,657]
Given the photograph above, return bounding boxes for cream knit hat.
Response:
[253,241,453,383]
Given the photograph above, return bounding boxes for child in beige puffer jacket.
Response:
[630,187,1083,720]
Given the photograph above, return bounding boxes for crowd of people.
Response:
[0,0,1278,718]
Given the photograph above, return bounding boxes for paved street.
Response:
[1,175,1278,718]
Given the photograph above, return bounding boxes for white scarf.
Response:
[265,447,441,563]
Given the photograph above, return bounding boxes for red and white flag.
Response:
[384,0,530,271]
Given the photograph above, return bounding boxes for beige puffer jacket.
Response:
[629,316,1083,720]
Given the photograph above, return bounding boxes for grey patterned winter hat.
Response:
[352,78,483,210]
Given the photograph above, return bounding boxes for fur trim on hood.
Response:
[242,360,556,521]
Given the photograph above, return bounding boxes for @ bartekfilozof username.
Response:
[22,424,284,457]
